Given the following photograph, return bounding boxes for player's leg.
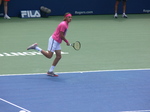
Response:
[52,50,61,66]
[3,1,10,19]
[0,0,2,5]
[122,0,128,18]
[41,50,53,59]
[47,37,61,77]
[27,36,56,58]
[27,43,54,59]
[27,37,61,77]
[47,50,61,77]
[114,0,120,18]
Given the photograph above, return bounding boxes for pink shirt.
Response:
[52,21,68,43]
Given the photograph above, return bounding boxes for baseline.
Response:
[0,98,31,112]
[0,68,150,76]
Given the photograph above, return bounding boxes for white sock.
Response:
[123,13,126,15]
[49,66,55,72]
[35,46,42,52]
[115,13,117,16]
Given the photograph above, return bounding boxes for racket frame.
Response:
[70,41,81,51]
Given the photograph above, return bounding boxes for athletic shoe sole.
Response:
[27,43,38,50]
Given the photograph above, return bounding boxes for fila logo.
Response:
[21,10,41,18]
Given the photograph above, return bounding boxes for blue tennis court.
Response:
[0,69,150,112]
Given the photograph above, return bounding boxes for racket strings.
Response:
[74,42,81,50]
[74,43,79,49]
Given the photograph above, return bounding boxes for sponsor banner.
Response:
[6,0,150,17]
[75,11,94,15]
[143,9,150,13]
[21,10,41,18]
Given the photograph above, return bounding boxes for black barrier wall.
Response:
[0,0,150,17]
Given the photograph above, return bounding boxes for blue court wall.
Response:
[2,0,150,17]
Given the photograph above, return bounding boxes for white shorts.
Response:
[47,36,61,52]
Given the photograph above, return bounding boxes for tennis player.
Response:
[114,0,128,18]
[27,12,72,77]
[0,0,11,19]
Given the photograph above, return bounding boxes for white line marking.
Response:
[0,51,68,57]
[0,68,150,76]
[0,98,31,112]
[120,110,150,112]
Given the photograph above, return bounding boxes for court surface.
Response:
[0,14,150,112]
[0,14,150,75]
[0,69,150,112]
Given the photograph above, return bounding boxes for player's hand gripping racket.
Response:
[70,41,81,51]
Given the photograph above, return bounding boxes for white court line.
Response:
[0,98,31,112]
[120,110,150,112]
[0,68,150,76]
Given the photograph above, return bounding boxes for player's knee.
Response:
[46,52,53,59]
[47,55,52,59]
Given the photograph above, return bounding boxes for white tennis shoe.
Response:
[114,14,118,18]
[122,14,128,18]
[4,15,11,19]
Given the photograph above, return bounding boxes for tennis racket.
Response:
[70,41,81,51]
